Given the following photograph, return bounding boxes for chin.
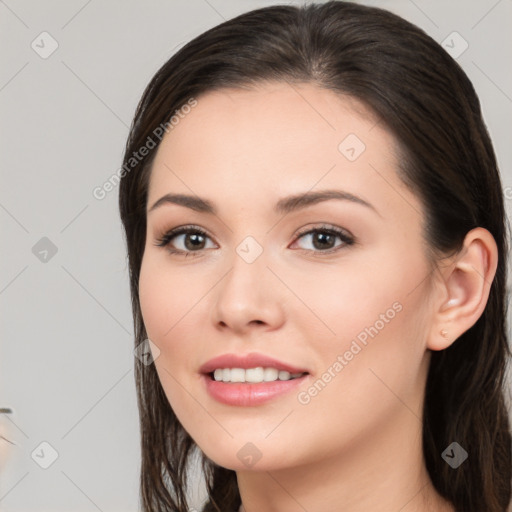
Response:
[195,435,302,473]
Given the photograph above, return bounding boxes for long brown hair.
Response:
[118,2,512,511]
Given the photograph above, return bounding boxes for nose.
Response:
[212,249,286,335]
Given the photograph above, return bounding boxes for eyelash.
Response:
[154,223,355,257]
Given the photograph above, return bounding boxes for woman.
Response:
[118,2,511,511]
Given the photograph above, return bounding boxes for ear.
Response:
[427,227,498,351]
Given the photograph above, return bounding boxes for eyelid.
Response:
[153,224,218,253]
[293,223,353,239]
[289,223,355,252]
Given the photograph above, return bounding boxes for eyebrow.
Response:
[148,189,378,216]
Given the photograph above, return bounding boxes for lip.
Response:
[203,376,307,406]
[200,352,310,407]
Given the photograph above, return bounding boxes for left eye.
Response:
[291,227,354,252]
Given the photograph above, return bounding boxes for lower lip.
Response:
[203,374,308,406]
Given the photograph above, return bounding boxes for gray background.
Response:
[1,0,511,510]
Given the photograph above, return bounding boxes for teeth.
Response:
[246,367,264,383]
[231,368,245,382]
[212,367,304,383]
[263,368,278,381]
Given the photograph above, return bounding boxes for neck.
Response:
[236,407,454,512]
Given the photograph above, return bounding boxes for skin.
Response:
[138,82,497,512]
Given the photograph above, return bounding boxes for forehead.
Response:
[146,81,421,222]
[152,82,384,164]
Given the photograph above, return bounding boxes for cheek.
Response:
[139,253,206,342]
[286,256,405,345]
[139,257,212,431]
[138,255,202,404]
[290,249,430,387]
[138,251,218,379]
[290,273,430,460]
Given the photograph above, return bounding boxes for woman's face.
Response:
[139,82,436,471]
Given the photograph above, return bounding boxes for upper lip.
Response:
[199,352,309,375]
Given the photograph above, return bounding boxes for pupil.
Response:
[185,233,205,250]
[314,232,334,250]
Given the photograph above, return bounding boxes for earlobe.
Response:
[427,227,498,351]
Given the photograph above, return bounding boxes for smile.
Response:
[200,352,310,406]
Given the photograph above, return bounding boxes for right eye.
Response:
[154,225,217,256]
